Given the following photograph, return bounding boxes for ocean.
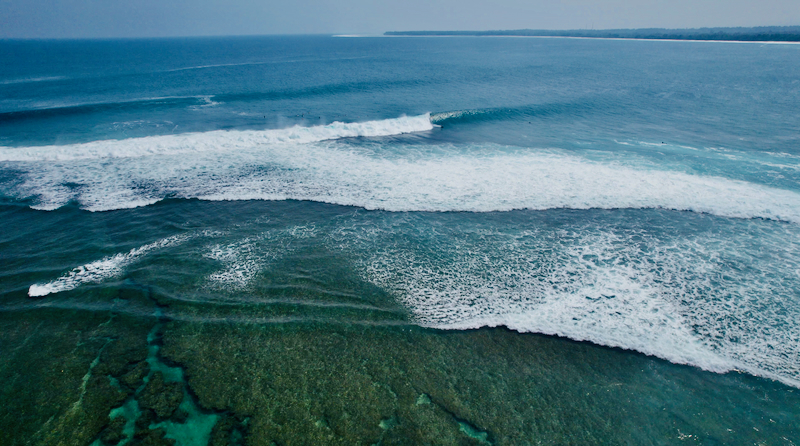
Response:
[1,35,799,445]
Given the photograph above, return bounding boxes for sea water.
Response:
[1,36,799,445]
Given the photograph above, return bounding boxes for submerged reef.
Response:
[162,322,800,445]
[2,279,799,445]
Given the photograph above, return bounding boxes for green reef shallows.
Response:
[1,284,799,445]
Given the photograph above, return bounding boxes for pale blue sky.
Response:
[1,0,798,39]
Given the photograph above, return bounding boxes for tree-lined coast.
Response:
[386,26,800,42]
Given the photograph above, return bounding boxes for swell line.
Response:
[429,101,600,125]
[0,96,210,123]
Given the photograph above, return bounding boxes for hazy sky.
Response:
[1,0,798,39]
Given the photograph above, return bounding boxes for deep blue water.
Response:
[1,36,800,444]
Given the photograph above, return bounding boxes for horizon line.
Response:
[3,25,800,41]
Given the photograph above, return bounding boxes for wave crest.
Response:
[28,234,190,297]
[0,114,434,161]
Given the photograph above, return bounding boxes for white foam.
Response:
[204,225,317,290]
[0,114,434,162]
[28,234,190,297]
[205,239,264,289]
[162,146,800,222]
[4,121,800,223]
[340,220,800,387]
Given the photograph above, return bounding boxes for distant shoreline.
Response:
[385,26,800,42]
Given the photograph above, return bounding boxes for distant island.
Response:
[385,26,800,42]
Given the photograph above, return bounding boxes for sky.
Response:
[1,0,798,39]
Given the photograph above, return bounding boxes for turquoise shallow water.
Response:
[1,36,799,444]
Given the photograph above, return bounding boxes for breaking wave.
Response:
[2,114,800,224]
[332,213,800,388]
[0,114,434,161]
[28,234,191,297]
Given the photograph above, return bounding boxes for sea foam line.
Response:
[28,234,190,297]
[9,141,800,223]
[195,147,800,223]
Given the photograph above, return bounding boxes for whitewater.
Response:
[10,115,799,390]
[3,115,800,225]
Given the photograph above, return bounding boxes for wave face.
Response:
[429,103,589,125]
[2,115,800,222]
[0,96,211,123]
